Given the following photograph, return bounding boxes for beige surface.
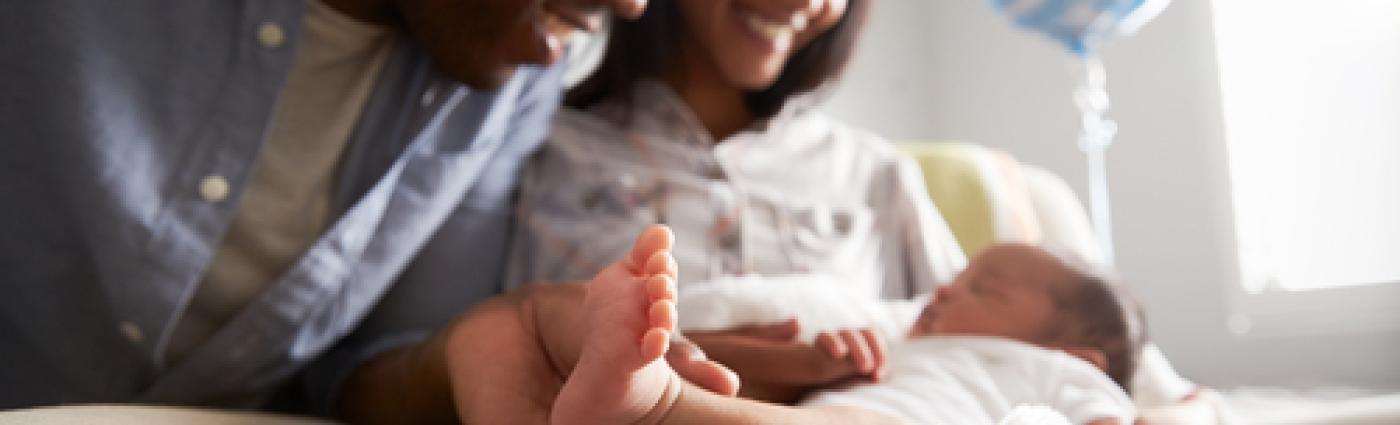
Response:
[0,405,337,425]
[1224,389,1400,425]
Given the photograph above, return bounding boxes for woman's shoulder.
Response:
[547,81,669,148]
[778,111,911,178]
[791,112,903,158]
[549,107,627,145]
[535,106,647,170]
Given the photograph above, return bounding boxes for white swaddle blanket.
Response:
[677,274,925,344]
[804,337,1135,425]
[676,276,1135,425]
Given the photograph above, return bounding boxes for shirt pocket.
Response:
[781,202,874,272]
[567,166,665,220]
[568,171,659,256]
[525,164,661,270]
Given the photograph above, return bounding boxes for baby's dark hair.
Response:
[1046,270,1147,393]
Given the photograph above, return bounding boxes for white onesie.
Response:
[804,336,1135,425]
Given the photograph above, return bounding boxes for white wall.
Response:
[824,0,1400,390]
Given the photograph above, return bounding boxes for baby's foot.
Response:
[551,225,684,425]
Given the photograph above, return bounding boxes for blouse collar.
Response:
[589,79,831,148]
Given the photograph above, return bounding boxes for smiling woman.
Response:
[506,0,972,406]
[568,0,867,135]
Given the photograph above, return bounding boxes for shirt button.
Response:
[257,22,286,48]
[703,163,726,180]
[343,228,368,247]
[199,175,230,202]
[719,231,741,251]
[617,173,638,191]
[420,87,438,108]
[119,321,144,344]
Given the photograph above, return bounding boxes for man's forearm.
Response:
[338,288,574,425]
[338,333,458,424]
[335,281,738,425]
[685,330,871,405]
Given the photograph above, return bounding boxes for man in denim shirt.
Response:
[0,0,737,421]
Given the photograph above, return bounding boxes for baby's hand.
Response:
[814,327,888,382]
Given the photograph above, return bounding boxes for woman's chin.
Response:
[718,60,788,91]
[732,73,784,92]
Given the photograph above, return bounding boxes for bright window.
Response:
[1212,0,1400,293]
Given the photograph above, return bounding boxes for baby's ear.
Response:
[1057,346,1108,372]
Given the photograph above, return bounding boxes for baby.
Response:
[801,243,1146,425]
[510,229,1146,425]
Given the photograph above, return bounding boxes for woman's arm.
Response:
[686,322,887,404]
[884,155,969,297]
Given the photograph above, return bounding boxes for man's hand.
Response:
[684,319,888,404]
[336,289,541,424]
[339,285,741,424]
[666,335,741,397]
[441,283,741,424]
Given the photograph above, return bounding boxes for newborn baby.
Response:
[680,243,1145,424]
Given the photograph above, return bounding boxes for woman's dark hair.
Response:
[1050,274,1148,394]
[567,0,871,120]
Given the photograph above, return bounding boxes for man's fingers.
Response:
[674,358,740,397]
[740,318,801,341]
[838,329,874,374]
[641,328,670,361]
[685,318,801,341]
[667,337,741,396]
[668,334,709,362]
[816,332,848,359]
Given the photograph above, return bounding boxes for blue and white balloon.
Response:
[985,0,1170,265]
[989,0,1171,56]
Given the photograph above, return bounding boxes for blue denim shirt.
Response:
[0,0,561,410]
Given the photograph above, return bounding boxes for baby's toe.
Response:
[648,299,677,332]
[645,275,676,303]
[626,225,674,272]
[643,251,678,280]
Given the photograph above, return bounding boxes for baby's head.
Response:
[911,243,1146,391]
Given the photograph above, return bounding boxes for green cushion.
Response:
[895,142,998,257]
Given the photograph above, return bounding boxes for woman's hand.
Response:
[684,318,888,404]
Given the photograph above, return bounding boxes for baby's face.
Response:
[911,244,1075,341]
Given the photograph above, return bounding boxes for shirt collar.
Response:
[591,79,829,148]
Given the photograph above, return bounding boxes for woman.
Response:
[508,0,967,402]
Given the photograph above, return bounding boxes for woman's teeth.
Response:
[743,14,793,41]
